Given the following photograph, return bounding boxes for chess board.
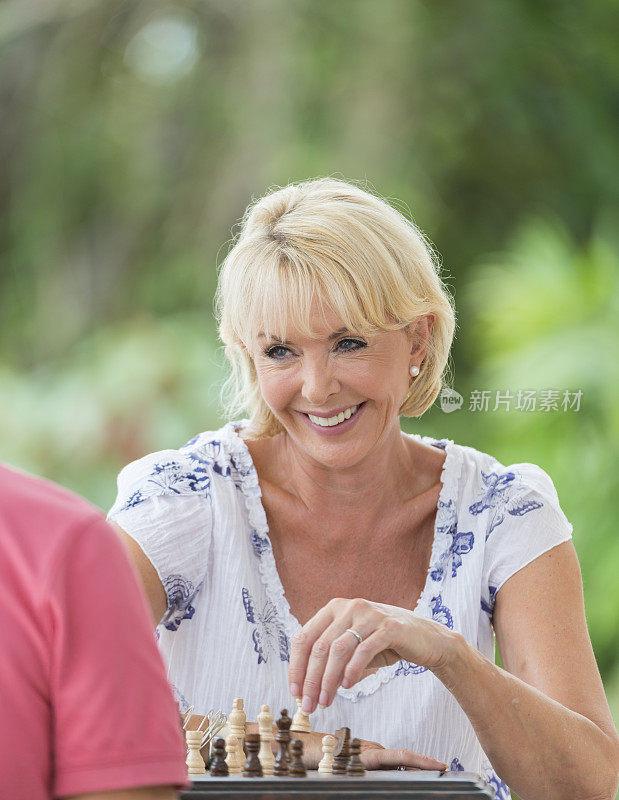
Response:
[181,770,495,798]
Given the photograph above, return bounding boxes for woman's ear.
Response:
[409,313,435,356]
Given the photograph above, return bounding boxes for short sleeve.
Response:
[49,515,188,796]
[481,462,573,614]
[108,448,213,631]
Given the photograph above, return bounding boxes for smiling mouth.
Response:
[305,403,364,427]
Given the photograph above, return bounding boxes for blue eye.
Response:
[337,338,366,352]
[264,345,290,360]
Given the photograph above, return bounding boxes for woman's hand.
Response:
[289,597,456,714]
[244,725,447,772]
[359,739,447,771]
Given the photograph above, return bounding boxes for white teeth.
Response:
[308,404,359,427]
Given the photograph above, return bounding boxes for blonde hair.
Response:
[215,178,456,438]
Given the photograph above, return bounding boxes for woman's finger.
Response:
[301,619,371,712]
[299,622,345,712]
[361,747,447,772]
[288,600,341,699]
[313,628,363,709]
[341,625,399,688]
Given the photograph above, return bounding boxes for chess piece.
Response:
[209,738,229,776]
[257,704,275,775]
[318,734,337,774]
[225,733,242,775]
[273,709,292,776]
[332,726,351,774]
[242,733,263,777]
[346,738,365,775]
[289,739,307,777]
[185,730,206,775]
[229,698,246,739]
[291,697,311,733]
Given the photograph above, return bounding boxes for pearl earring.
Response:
[409,365,420,377]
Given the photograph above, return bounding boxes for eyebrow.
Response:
[257,327,350,344]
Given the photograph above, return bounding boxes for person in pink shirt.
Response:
[0,463,188,800]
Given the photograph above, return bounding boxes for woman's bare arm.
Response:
[289,541,619,798]
[436,540,619,800]
[110,521,167,625]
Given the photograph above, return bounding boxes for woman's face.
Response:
[249,300,431,470]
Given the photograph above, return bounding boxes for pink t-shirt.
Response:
[0,464,188,799]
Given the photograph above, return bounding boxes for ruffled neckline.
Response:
[218,419,463,701]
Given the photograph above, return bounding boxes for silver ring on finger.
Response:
[397,765,407,771]
[345,628,363,645]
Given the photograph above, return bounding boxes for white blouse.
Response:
[108,420,573,799]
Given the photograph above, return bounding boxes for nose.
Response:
[300,356,340,407]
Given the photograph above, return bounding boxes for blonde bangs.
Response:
[227,248,403,349]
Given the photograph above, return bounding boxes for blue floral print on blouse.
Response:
[449,530,475,577]
[242,588,290,665]
[481,585,498,617]
[486,771,511,800]
[161,574,199,631]
[429,499,474,582]
[450,758,464,772]
[469,469,544,536]
[122,489,145,509]
[119,456,213,512]
[394,660,428,677]
[120,438,257,513]
[431,594,454,629]
[430,498,458,581]
[250,529,271,557]
[432,528,475,582]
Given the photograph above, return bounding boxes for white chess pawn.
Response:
[291,697,311,733]
[318,734,337,774]
[225,734,242,775]
[257,704,275,775]
[185,730,206,775]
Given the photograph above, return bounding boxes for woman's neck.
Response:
[249,426,430,534]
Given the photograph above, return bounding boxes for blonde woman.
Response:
[109,179,619,800]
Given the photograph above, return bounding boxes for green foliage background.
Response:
[1,0,618,781]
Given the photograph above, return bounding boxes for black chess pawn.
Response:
[289,739,307,777]
[209,737,229,777]
[273,709,292,776]
[346,738,365,776]
[332,726,351,774]
[242,733,263,777]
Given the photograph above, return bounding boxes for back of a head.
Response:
[215,177,456,437]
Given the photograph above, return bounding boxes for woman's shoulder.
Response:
[415,433,561,497]
[109,420,253,515]
[438,437,571,544]
[410,432,568,532]
[455,440,563,508]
